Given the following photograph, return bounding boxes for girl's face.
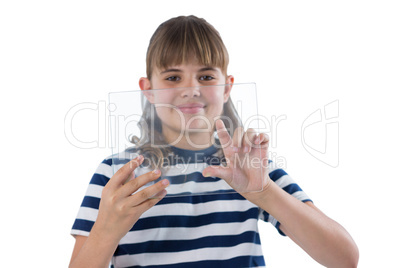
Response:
[140,63,234,147]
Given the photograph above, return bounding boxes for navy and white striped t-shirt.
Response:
[71,144,312,268]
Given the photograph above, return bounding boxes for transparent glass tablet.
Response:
[109,83,265,197]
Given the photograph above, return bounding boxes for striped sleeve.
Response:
[71,158,113,237]
[259,161,312,236]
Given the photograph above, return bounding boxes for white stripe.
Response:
[130,162,208,177]
[165,179,233,195]
[142,198,256,218]
[70,229,89,237]
[268,214,278,226]
[133,166,152,176]
[274,174,294,188]
[95,162,113,179]
[113,242,263,267]
[108,150,138,161]
[161,162,208,176]
[292,190,310,202]
[120,218,258,244]
[132,175,233,196]
[85,184,103,198]
[76,206,98,222]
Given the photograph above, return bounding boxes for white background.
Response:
[1,0,401,267]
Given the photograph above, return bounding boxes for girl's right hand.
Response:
[92,155,169,243]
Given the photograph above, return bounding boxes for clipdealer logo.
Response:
[301,100,339,168]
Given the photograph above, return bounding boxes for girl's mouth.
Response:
[177,103,205,114]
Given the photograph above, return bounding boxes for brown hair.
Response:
[146,15,229,79]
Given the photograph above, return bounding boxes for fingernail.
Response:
[255,137,260,144]
[232,147,239,153]
[136,155,143,161]
[161,179,169,186]
[152,169,160,175]
[243,146,249,153]
[203,172,210,177]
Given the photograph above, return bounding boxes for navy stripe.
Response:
[261,210,270,222]
[124,255,265,268]
[157,192,246,205]
[164,189,237,198]
[164,154,222,165]
[282,183,302,195]
[115,231,260,255]
[90,173,110,186]
[110,158,131,166]
[169,144,218,162]
[102,158,113,166]
[276,221,286,236]
[104,157,135,166]
[72,219,94,233]
[158,172,222,185]
[106,155,222,169]
[81,196,100,209]
[132,207,260,231]
[269,168,288,182]
[205,155,223,165]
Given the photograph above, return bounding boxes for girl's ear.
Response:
[223,75,234,103]
[139,77,154,103]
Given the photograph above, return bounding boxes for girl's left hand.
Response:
[202,119,271,194]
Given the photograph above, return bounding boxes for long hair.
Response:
[131,15,242,170]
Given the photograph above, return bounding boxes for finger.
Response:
[120,169,165,197]
[125,170,135,184]
[241,128,258,153]
[215,119,232,148]
[232,126,245,149]
[109,155,144,190]
[202,165,231,182]
[128,178,170,207]
[134,191,167,215]
[215,119,240,157]
[149,189,168,199]
[254,133,270,147]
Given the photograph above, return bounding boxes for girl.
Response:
[70,15,359,268]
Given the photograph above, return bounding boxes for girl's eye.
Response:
[166,76,180,81]
[199,75,214,81]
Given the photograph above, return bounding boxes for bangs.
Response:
[146,16,229,78]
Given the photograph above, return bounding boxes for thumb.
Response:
[202,165,231,182]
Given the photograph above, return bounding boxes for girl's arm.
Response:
[69,233,117,268]
[203,120,359,268]
[69,156,169,268]
[243,182,359,268]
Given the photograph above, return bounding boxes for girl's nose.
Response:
[180,82,201,98]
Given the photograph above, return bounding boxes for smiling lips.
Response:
[177,103,205,114]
